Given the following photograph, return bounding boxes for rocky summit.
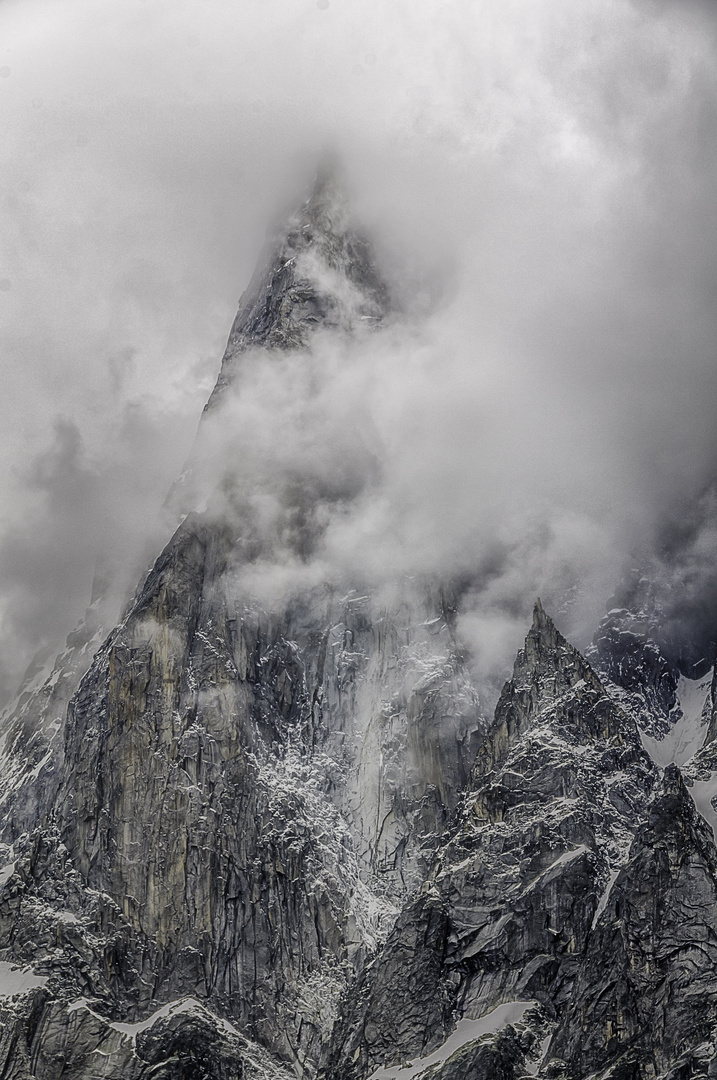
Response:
[0,172,716,1080]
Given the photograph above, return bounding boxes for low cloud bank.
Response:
[1,0,716,701]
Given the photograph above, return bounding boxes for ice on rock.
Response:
[638,670,713,767]
[367,1001,536,1080]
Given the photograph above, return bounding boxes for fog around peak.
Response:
[1,0,717,703]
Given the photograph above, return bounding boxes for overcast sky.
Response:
[1,0,717,704]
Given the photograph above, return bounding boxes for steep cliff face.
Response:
[54,511,483,1068]
[547,765,717,1080]
[0,171,716,1080]
[591,608,680,737]
[591,570,717,741]
[323,602,657,1080]
[0,175,491,1078]
[0,599,107,843]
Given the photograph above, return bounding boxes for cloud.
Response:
[0,0,716,702]
[0,405,200,701]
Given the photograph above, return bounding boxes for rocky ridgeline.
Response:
[548,765,717,1080]
[54,515,482,1070]
[204,163,388,411]
[0,173,715,1079]
[322,601,657,1080]
[589,568,717,741]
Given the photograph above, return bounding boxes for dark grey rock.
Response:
[323,603,656,1080]
[0,168,714,1080]
[545,765,717,1080]
[206,165,390,410]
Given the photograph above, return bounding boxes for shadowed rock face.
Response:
[0,599,107,845]
[546,765,717,1080]
[0,172,715,1080]
[322,603,657,1080]
[0,174,487,1077]
[53,515,483,1069]
[592,610,680,736]
[590,569,717,741]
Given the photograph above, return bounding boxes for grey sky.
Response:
[1,0,716,703]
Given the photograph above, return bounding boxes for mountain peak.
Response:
[302,153,345,226]
[206,163,390,408]
[531,595,548,630]
[472,602,629,778]
[517,597,599,690]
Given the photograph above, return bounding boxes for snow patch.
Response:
[0,961,48,997]
[639,671,712,767]
[519,845,590,901]
[68,996,91,1013]
[57,910,80,924]
[110,997,239,1044]
[525,1032,553,1076]
[26,748,53,782]
[678,672,712,725]
[548,844,589,871]
[367,1000,535,1080]
[591,866,621,929]
[67,996,240,1048]
[0,861,16,888]
[690,773,717,843]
